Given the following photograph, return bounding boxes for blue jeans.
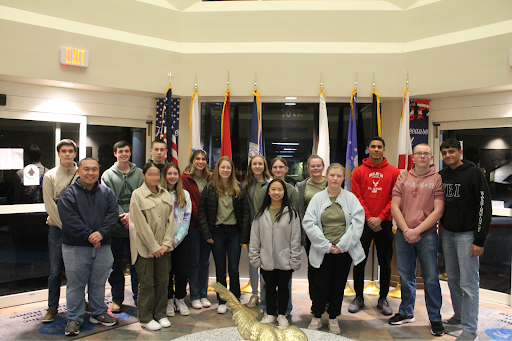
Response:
[260,273,293,314]
[210,225,241,304]
[249,263,259,295]
[108,237,138,303]
[189,226,211,300]
[62,244,114,323]
[396,229,442,321]
[442,230,480,334]
[48,226,65,309]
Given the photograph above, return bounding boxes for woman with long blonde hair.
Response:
[198,156,250,314]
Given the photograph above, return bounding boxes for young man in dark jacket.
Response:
[57,158,119,336]
[439,138,491,341]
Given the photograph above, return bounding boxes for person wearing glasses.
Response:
[388,144,445,337]
[258,157,299,317]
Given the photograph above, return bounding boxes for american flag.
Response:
[155,88,180,165]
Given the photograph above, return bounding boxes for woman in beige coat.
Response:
[129,162,175,331]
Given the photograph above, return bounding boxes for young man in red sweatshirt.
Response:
[349,137,400,316]
[388,143,445,337]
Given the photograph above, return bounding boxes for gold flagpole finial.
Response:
[194,72,198,92]
[372,72,376,90]
[168,72,172,87]
[354,70,358,91]
[227,71,230,91]
[406,69,409,90]
[254,72,257,91]
[320,71,323,91]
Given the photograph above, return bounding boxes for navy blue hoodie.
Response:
[58,177,118,247]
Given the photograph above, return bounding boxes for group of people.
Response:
[39,136,490,341]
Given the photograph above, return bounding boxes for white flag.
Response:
[317,91,330,175]
[190,91,201,155]
[397,89,413,172]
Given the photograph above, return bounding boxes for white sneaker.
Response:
[158,317,171,328]
[200,298,211,308]
[217,304,227,314]
[328,318,340,334]
[277,314,289,327]
[166,299,175,317]
[261,313,276,323]
[141,319,161,331]
[177,299,190,316]
[191,300,202,309]
[308,317,322,330]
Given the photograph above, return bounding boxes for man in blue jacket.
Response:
[58,158,119,336]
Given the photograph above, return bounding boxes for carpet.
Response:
[444,306,512,341]
[0,292,137,340]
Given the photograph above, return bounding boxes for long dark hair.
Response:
[254,179,297,223]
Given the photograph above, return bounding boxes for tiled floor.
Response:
[1,280,510,340]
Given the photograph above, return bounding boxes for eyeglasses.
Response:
[414,152,431,157]
[272,165,286,169]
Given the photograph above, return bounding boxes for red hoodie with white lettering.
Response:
[350,157,400,222]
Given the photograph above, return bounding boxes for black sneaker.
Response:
[430,321,445,336]
[348,297,364,313]
[90,313,118,326]
[377,298,393,316]
[388,313,415,325]
[65,320,81,336]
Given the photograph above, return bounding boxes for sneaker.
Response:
[431,321,445,336]
[65,320,81,336]
[442,315,462,325]
[158,317,171,328]
[277,314,289,327]
[261,313,276,323]
[166,299,175,317]
[388,313,415,325]
[455,331,478,341]
[328,318,341,335]
[247,294,259,308]
[348,297,364,313]
[308,317,322,330]
[42,307,58,323]
[217,304,227,314]
[178,299,190,316]
[111,301,122,313]
[140,319,161,331]
[90,313,118,326]
[84,302,91,315]
[191,299,202,309]
[201,298,211,308]
[377,298,393,316]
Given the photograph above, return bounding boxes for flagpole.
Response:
[227,71,230,91]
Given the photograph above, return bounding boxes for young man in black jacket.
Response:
[439,138,491,341]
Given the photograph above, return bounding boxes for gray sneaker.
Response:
[443,316,462,325]
[90,313,117,326]
[377,298,393,316]
[65,320,81,336]
[348,297,364,313]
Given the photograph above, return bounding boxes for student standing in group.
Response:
[182,150,212,310]
[249,179,302,327]
[148,139,168,175]
[101,140,143,313]
[243,155,272,308]
[129,162,175,331]
[58,158,119,336]
[198,156,250,314]
[162,163,192,317]
[41,139,79,324]
[349,137,400,316]
[439,138,491,341]
[389,143,445,337]
[258,157,299,316]
[303,163,365,334]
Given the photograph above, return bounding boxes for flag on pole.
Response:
[156,87,180,165]
[190,91,201,156]
[220,90,232,158]
[248,90,263,159]
[317,90,330,174]
[371,90,382,137]
[397,89,413,172]
[345,90,358,191]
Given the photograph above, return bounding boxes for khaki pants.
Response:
[135,253,171,323]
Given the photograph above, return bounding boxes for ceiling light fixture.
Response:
[59,82,75,87]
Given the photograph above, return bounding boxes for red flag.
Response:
[220,90,232,158]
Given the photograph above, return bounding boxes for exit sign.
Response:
[60,47,89,67]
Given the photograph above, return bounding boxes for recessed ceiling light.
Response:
[285,96,297,100]
[285,103,296,106]
[59,82,75,87]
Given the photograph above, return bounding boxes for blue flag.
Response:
[248,91,263,159]
[345,90,358,191]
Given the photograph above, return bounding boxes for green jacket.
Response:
[101,162,144,238]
